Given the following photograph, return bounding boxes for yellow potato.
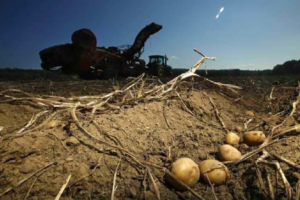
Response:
[243,131,266,146]
[166,158,200,191]
[226,132,240,145]
[219,144,242,161]
[199,159,229,185]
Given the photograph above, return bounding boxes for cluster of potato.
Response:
[221,130,266,161]
[166,157,228,191]
[166,129,266,191]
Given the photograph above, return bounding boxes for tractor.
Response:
[39,23,163,79]
[147,55,173,77]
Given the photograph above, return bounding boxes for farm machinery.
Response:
[147,55,173,76]
[39,23,165,79]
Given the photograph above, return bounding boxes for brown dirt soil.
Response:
[0,76,300,200]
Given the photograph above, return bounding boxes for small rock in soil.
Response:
[264,125,269,130]
[235,125,243,133]
[246,110,255,117]
[145,191,157,200]
[20,160,34,174]
[66,156,73,162]
[65,136,80,146]
[238,143,249,154]
[129,187,137,198]
[198,151,207,160]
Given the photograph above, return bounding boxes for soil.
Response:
[0,76,300,200]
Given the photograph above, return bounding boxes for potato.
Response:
[219,144,242,161]
[166,158,200,191]
[243,131,266,146]
[199,159,229,185]
[226,132,240,145]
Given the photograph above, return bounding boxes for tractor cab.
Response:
[147,55,172,76]
[149,55,167,66]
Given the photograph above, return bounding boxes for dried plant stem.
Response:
[163,103,171,129]
[24,178,37,200]
[266,171,275,200]
[269,84,300,139]
[256,150,270,162]
[147,168,161,200]
[260,161,292,200]
[55,174,72,200]
[49,132,70,152]
[244,119,253,131]
[91,97,110,120]
[255,165,268,199]
[275,169,279,197]
[3,109,66,141]
[296,177,300,200]
[175,91,195,116]
[274,161,292,200]
[270,87,275,100]
[0,89,38,97]
[272,124,300,139]
[111,158,121,200]
[205,174,218,200]
[290,97,300,117]
[248,121,265,131]
[225,140,278,165]
[142,170,148,200]
[207,96,227,131]
[137,80,145,98]
[17,111,48,134]
[271,153,300,170]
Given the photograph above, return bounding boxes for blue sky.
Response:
[0,0,299,70]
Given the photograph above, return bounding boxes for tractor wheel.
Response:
[157,66,164,77]
[78,71,97,80]
[72,29,97,53]
[103,68,119,79]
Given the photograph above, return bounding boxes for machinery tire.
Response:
[78,71,96,80]
[103,68,119,79]
[72,29,97,53]
[157,66,164,77]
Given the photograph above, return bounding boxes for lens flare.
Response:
[216,7,224,19]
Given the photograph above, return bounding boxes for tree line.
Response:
[1,58,299,81]
[173,59,300,77]
[272,59,300,75]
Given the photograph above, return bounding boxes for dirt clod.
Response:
[65,136,80,146]
[246,110,255,117]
